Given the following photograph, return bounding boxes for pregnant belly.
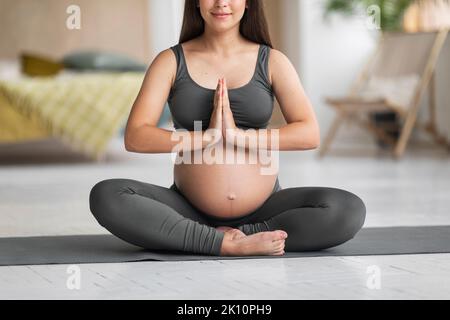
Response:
[173,147,279,219]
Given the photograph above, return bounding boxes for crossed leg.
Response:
[89,178,286,256]
[89,178,224,255]
[89,179,365,255]
[235,186,367,251]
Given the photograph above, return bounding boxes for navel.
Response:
[227,192,236,200]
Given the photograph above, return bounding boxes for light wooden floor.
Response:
[0,133,449,299]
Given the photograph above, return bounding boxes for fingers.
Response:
[219,78,223,110]
[214,78,221,108]
[222,78,229,109]
[214,79,221,120]
[209,79,223,142]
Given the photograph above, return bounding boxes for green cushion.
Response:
[62,51,147,72]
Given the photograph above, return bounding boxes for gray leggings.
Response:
[89,177,366,256]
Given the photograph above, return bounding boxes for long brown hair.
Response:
[178,0,273,48]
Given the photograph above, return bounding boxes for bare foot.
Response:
[220,230,287,256]
[216,226,246,240]
[226,228,247,240]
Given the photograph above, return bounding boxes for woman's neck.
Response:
[199,27,248,56]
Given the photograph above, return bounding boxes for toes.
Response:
[272,247,285,255]
[272,239,285,251]
[273,230,288,240]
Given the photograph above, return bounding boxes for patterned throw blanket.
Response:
[0,72,144,160]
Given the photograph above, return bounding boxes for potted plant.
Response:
[323,0,414,31]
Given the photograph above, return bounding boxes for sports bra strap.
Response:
[170,43,271,88]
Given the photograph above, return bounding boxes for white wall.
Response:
[279,0,301,72]
[147,0,184,58]
[298,0,450,145]
[299,0,377,143]
[413,36,450,143]
[433,36,450,141]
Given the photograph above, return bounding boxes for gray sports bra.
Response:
[167,43,274,131]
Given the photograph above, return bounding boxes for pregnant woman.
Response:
[89,0,366,256]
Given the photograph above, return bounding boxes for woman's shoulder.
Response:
[143,47,178,87]
[148,41,196,76]
[267,47,285,58]
[148,47,178,71]
[267,48,293,86]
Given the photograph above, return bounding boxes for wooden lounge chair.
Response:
[319,29,449,158]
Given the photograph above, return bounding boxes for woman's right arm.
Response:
[124,49,217,154]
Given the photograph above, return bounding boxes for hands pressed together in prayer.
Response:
[206,78,243,147]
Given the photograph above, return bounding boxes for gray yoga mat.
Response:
[1,225,449,266]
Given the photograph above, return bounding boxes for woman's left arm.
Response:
[228,49,320,151]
